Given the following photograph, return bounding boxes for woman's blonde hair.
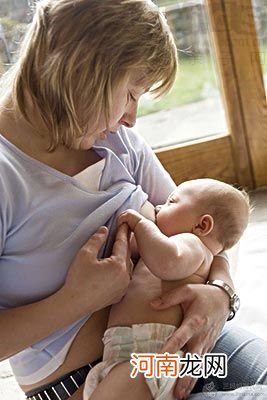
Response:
[2,0,177,149]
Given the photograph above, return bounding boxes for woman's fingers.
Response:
[65,224,132,312]
[117,212,126,227]
[82,226,109,259]
[153,283,229,399]
[173,340,205,399]
[160,322,194,354]
[153,285,199,354]
[111,223,130,261]
[173,375,197,400]
[173,342,205,399]
[111,223,133,278]
[150,284,193,309]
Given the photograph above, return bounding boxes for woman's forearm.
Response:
[0,286,87,361]
[207,254,235,318]
[208,254,235,288]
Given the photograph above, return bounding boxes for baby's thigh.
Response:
[90,361,153,400]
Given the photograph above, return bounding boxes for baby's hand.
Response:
[117,209,143,232]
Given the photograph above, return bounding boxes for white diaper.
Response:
[83,323,182,400]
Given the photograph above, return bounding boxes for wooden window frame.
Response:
[155,0,266,189]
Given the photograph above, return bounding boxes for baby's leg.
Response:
[89,361,152,400]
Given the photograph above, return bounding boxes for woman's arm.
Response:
[209,252,234,286]
[151,255,232,399]
[0,225,131,360]
[0,284,76,361]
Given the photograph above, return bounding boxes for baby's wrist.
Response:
[132,216,144,233]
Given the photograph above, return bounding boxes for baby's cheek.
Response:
[156,215,169,235]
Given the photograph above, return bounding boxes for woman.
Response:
[0,1,266,399]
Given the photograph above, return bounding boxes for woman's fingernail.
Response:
[150,298,162,307]
[97,226,107,234]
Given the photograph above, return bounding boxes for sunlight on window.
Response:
[252,0,267,95]
[136,0,227,149]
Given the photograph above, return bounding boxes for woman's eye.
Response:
[127,91,136,104]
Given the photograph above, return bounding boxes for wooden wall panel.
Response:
[156,135,237,185]
[206,0,254,188]
[222,0,267,187]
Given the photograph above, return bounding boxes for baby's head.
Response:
[156,178,250,251]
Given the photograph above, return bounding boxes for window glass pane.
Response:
[252,0,267,93]
[0,0,29,72]
[136,0,227,149]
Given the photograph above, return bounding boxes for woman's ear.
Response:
[192,214,214,236]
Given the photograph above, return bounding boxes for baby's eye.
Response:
[167,198,175,204]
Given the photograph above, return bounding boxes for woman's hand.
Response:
[63,224,133,318]
[151,283,229,399]
[0,224,132,360]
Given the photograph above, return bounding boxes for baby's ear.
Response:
[192,214,214,236]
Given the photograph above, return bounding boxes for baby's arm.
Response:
[118,209,207,281]
[129,201,156,262]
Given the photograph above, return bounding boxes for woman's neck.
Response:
[0,101,101,176]
[0,97,49,151]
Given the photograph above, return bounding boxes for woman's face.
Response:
[73,75,145,150]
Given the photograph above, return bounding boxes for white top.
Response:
[74,159,105,191]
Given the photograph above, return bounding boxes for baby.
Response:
[83,178,250,400]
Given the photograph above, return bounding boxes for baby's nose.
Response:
[155,205,162,214]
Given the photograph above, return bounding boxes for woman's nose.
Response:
[120,101,138,128]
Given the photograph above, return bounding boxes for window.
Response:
[137,0,227,149]
[252,0,267,95]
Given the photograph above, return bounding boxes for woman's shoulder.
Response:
[0,140,15,235]
[0,135,40,218]
[0,134,31,188]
